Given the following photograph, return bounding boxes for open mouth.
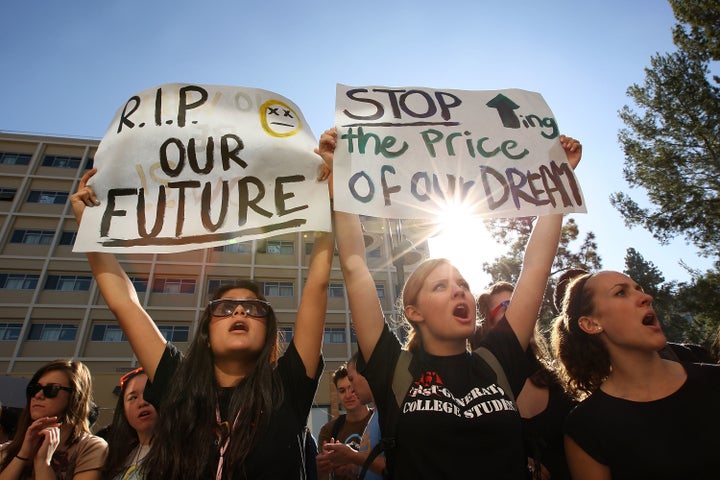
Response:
[453,303,470,320]
[230,321,248,332]
[138,410,151,419]
[642,312,658,326]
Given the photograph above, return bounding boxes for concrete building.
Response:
[0,131,428,433]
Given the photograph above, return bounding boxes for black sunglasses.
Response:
[208,298,272,318]
[26,382,73,399]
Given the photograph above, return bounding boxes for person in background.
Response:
[102,368,157,480]
[0,404,20,445]
[71,168,334,479]
[319,127,582,479]
[316,364,372,480]
[474,281,575,480]
[321,352,386,480]
[0,359,108,480]
[552,270,720,479]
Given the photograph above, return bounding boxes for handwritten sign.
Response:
[74,83,331,253]
[332,84,585,219]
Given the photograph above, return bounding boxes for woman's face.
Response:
[29,370,72,421]
[123,373,157,438]
[409,263,476,345]
[584,271,666,351]
[208,288,269,361]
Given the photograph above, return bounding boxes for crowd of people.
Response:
[0,130,718,480]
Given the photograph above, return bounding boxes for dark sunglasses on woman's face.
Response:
[208,298,272,318]
[26,383,73,399]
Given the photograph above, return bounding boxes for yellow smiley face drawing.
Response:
[260,99,302,137]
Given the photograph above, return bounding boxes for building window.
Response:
[0,273,39,290]
[90,324,126,342]
[376,283,386,299]
[263,281,294,297]
[85,158,94,169]
[152,278,196,294]
[328,283,345,298]
[158,325,190,342]
[27,323,77,341]
[214,241,252,254]
[324,327,346,344]
[42,155,82,169]
[59,231,77,245]
[266,240,293,255]
[44,275,92,291]
[0,152,31,165]
[11,229,55,245]
[279,326,294,344]
[129,276,148,293]
[0,323,22,341]
[207,278,239,294]
[27,190,68,205]
[0,188,17,201]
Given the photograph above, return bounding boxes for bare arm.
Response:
[71,169,166,381]
[504,135,581,350]
[564,435,611,480]
[293,229,334,378]
[316,128,385,361]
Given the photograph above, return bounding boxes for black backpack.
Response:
[357,346,515,479]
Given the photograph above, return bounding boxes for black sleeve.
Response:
[143,342,182,409]
[477,317,532,398]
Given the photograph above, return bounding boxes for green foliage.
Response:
[612,0,720,258]
[673,267,720,346]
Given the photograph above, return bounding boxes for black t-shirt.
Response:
[521,379,576,480]
[358,318,529,480]
[565,362,720,480]
[145,340,322,480]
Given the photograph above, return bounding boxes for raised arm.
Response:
[316,129,385,360]
[504,135,582,350]
[71,169,166,381]
[293,229,334,378]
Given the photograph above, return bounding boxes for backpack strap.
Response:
[330,413,347,441]
[359,350,414,479]
[392,350,414,407]
[473,346,515,402]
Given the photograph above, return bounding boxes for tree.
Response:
[482,216,602,325]
[611,0,720,257]
[672,266,720,346]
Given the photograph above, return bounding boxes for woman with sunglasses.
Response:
[0,360,108,480]
[71,168,334,479]
[316,128,582,479]
[102,368,157,480]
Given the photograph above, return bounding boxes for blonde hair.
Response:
[401,258,454,353]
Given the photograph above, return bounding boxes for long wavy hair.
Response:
[102,370,154,480]
[0,360,94,473]
[551,272,610,399]
[142,280,283,479]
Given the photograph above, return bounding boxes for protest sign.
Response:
[74,83,331,253]
[332,85,585,219]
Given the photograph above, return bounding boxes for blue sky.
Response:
[1,0,711,285]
